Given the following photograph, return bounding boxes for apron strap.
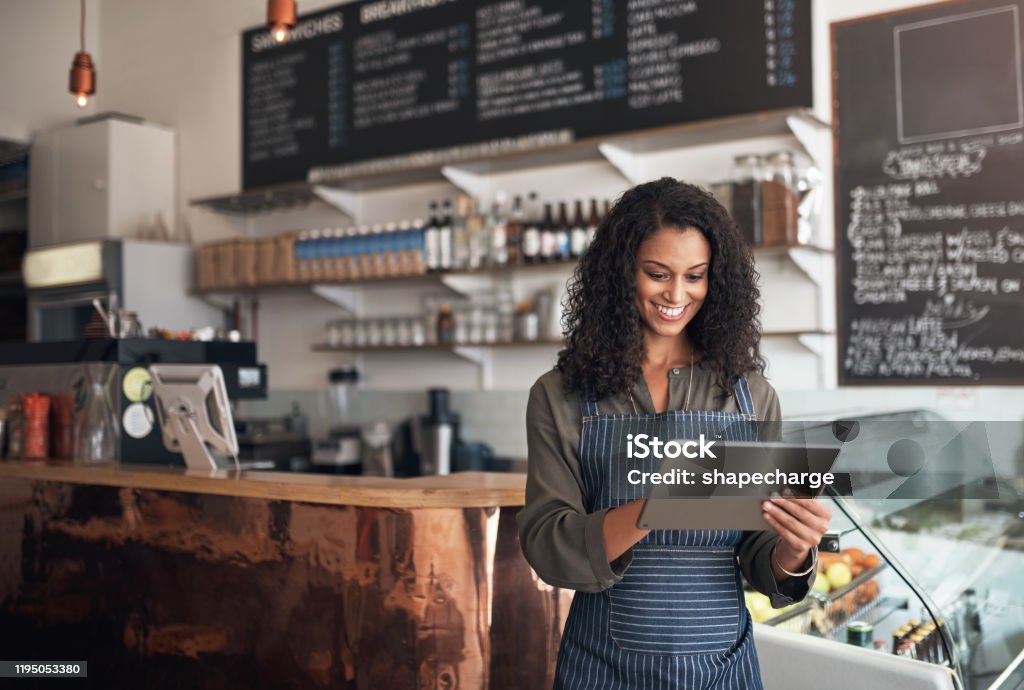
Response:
[733,376,756,416]
[578,396,600,417]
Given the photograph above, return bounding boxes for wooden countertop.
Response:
[0,459,527,508]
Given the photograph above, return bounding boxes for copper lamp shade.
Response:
[267,0,296,41]
[69,51,96,97]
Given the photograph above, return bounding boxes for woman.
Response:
[518,178,831,689]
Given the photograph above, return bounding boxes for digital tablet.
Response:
[635,441,842,531]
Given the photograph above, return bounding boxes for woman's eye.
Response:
[646,272,668,280]
[687,274,705,282]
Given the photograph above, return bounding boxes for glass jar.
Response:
[367,319,384,346]
[354,320,369,347]
[326,320,342,347]
[763,150,798,245]
[396,317,413,346]
[411,317,427,346]
[339,320,356,347]
[730,154,764,245]
[382,318,398,346]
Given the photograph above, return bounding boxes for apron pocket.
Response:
[607,546,742,655]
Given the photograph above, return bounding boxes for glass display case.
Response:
[758,410,1024,690]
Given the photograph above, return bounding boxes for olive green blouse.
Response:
[517,362,816,609]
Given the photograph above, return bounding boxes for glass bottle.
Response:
[73,363,118,463]
[487,191,509,267]
[522,193,542,264]
[439,199,454,271]
[540,203,556,262]
[556,202,571,261]
[587,198,601,248]
[436,305,455,344]
[506,195,524,265]
[426,202,441,272]
[570,200,588,258]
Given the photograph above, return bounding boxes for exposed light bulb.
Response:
[76,93,89,108]
[272,24,289,43]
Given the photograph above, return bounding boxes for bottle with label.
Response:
[452,195,472,271]
[394,220,410,276]
[522,193,542,264]
[587,198,601,247]
[540,203,556,262]
[383,222,400,276]
[436,304,454,344]
[488,191,509,266]
[425,202,440,272]
[411,218,427,274]
[570,200,587,258]
[307,229,323,281]
[506,195,524,265]
[339,228,352,280]
[467,197,487,270]
[556,202,571,261]
[369,224,385,278]
[438,199,454,271]
[354,225,370,279]
[295,231,311,282]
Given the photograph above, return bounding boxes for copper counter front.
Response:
[0,478,572,688]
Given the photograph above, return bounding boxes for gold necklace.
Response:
[630,353,694,413]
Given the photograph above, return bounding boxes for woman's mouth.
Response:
[653,303,687,321]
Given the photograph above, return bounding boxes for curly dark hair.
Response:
[556,177,765,402]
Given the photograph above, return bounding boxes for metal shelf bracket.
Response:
[451,346,492,389]
[310,285,361,313]
[786,111,831,171]
[312,185,359,219]
[598,142,647,185]
[441,165,487,199]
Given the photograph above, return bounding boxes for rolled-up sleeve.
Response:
[516,380,632,593]
[736,531,816,608]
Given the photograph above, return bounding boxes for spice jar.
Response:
[762,150,799,246]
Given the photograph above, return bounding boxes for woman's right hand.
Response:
[603,500,651,562]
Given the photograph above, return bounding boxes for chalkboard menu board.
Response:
[834,0,1024,385]
[242,0,812,190]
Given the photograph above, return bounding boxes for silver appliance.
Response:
[417,388,454,476]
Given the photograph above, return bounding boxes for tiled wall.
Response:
[240,384,1024,469]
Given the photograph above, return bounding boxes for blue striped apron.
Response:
[554,377,764,690]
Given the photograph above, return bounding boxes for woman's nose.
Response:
[664,278,687,304]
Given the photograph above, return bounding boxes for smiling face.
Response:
[634,226,711,345]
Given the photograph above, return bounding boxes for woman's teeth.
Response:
[655,304,685,318]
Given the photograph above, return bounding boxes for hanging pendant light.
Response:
[267,0,297,44]
[69,0,95,108]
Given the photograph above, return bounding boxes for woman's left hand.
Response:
[762,496,832,575]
